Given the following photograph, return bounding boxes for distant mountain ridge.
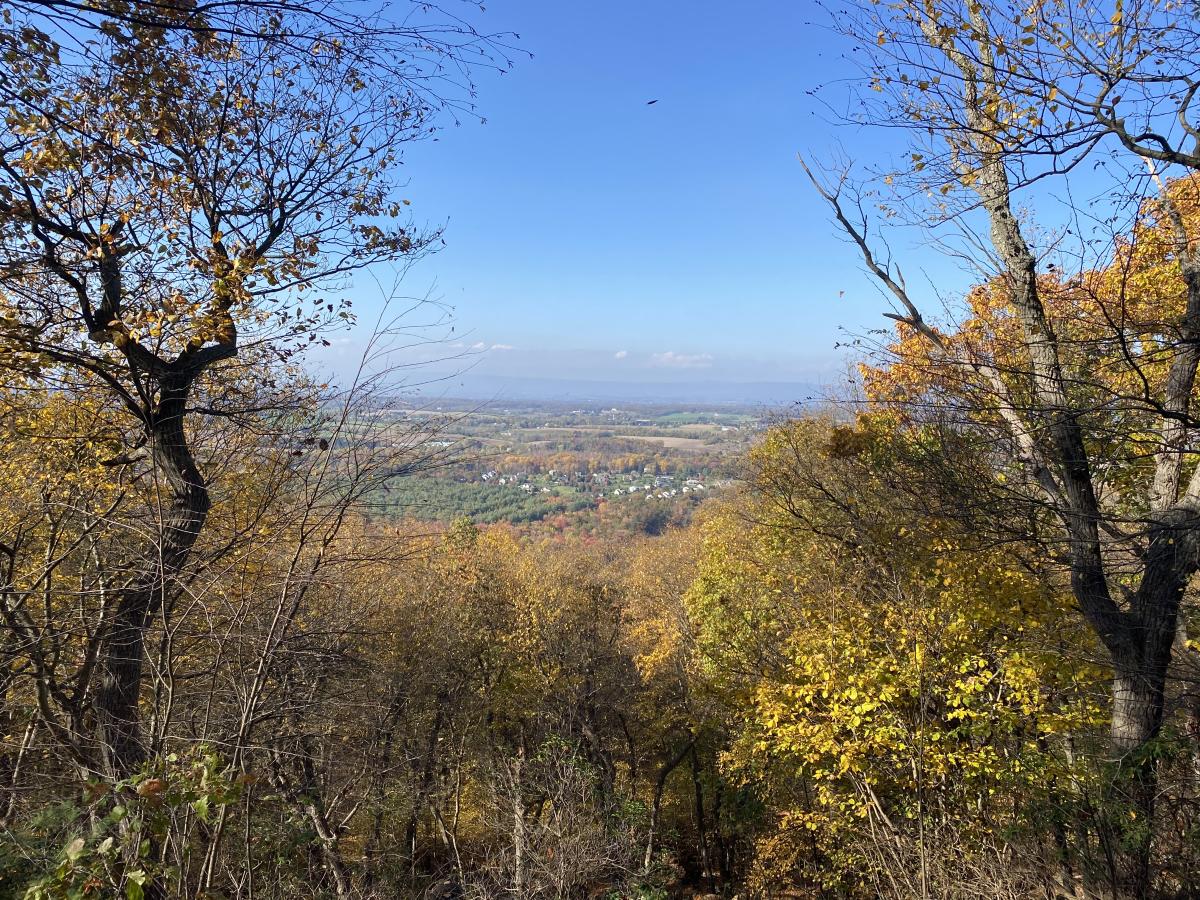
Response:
[405,372,825,406]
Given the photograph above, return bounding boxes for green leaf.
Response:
[125,870,146,900]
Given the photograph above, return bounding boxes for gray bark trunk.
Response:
[94,380,209,779]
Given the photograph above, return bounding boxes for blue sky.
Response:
[319,0,975,394]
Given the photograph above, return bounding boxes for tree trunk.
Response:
[1107,659,1166,898]
[1098,523,1188,896]
[512,744,525,898]
[94,381,209,780]
[689,745,711,889]
[1111,669,1164,759]
[362,693,406,891]
[712,774,731,885]
[644,734,695,873]
[405,693,447,875]
[305,801,354,899]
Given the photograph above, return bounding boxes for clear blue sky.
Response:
[322,0,971,393]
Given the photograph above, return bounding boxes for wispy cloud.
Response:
[614,350,628,360]
[454,340,515,352]
[650,350,714,369]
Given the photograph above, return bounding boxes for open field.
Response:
[610,433,712,449]
[363,399,759,536]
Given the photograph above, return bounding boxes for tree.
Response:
[805,0,1200,890]
[686,418,1104,896]
[0,1,495,781]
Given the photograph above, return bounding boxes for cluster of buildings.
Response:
[476,468,715,503]
[610,477,708,500]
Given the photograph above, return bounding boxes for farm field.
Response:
[365,398,762,537]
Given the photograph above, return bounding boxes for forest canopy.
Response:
[6,0,1200,899]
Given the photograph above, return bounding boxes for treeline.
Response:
[372,478,592,526]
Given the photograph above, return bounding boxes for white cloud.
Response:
[650,351,714,369]
[614,350,628,360]
[490,343,515,351]
[470,341,487,350]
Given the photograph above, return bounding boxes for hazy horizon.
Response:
[396,370,833,406]
[316,0,976,394]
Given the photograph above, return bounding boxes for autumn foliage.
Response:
[9,0,1200,898]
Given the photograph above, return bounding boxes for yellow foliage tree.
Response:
[686,419,1103,895]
